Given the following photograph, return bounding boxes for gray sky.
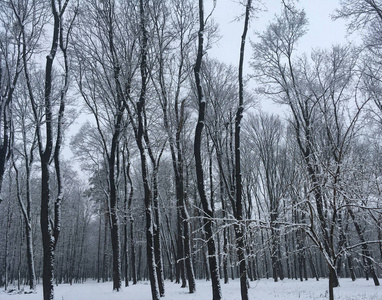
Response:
[207,0,356,113]
[209,0,352,63]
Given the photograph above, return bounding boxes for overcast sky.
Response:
[208,0,353,63]
[206,0,357,113]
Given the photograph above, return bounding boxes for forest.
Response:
[1,1,382,300]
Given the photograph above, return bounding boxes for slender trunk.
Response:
[124,220,129,287]
[126,150,137,285]
[130,216,137,284]
[277,243,284,280]
[14,160,36,290]
[103,211,109,283]
[347,206,379,286]
[97,211,102,283]
[108,160,122,291]
[183,200,196,292]
[176,217,186,286]
[221,180,229,284]
[204,248,210,281]
[153,181,165,296]
[347,255,356,281]
[146,146,165,296]
[235,2,252,299]
[25,222,36,289]
[137,1,159,299]
[123,150,130,288]
[4,196,13,291]
[194,1,221,299]
[308,250,319,281]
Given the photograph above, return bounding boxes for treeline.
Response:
[1,1,382,300]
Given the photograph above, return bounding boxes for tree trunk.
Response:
[176,223,186,286]
[234,1,252,299]
[308,250,319,281]
[347,206,379,286]
[103,211,109,283]
[347,255,356,281]
[108,156,122,291]
[13,159,36,290]
[137,2,159,299]
[25,221,35,290]
[41,162,54,300]
[130,216,137,284]
[183,202,196,292]
[153,174,165,296]
[194,1,221,299]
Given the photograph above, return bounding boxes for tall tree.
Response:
[150,0,197,292]
[0,0,34,203]
[245,113,288,282]
[194,1,221,299]
[20,0,76,299]
[12,77,38,290]
[234,1,252,299]
[252,5,379,299]
[131,0,160,298]
[73,0,140,290]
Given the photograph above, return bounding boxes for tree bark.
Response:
[137,1,159,299]
[194,1,221,299]
[235,2,251,298]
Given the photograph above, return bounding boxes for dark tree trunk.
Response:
[347,255,356,281]
[25,221,35,290]
[347,206,380,286]
[277,243,284,280]
[153,167,165,297]
[125,149,137,285]
[123,148,130,287]
[328,264,337,300]
[176,224,186,286]
[108,149,122,291]
[14,154,36,290]
[234,1,252,298]
[194,1,221,299]
[137,1,159,299]
[41,162,55,300]
[221,182,229,284]
[97,211,102,283]
[308,250,319,281]
[183,200,196,292]
[22,1,71,298]
[103,212,109,283]
[130,216,137,284]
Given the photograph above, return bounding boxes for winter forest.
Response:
[1,0,382,300]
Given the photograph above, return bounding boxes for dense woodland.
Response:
[1,1,382,300]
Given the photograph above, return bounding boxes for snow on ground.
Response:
[1,278,381,300]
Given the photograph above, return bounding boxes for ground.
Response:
[1,278,381,300]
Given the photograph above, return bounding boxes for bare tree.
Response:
[245,113,288,282]
[0,0,40,203]
[194,1,221,299]
[251,6,378,299]
[11,74,38,290]
[149,0,197,292]
[234,1,252,299]
[20,0,76,298]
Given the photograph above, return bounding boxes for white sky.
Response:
[206,0,357,113]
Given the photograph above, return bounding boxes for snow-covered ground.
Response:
[1,278,381,300]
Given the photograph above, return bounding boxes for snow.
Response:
[1,278,381,300]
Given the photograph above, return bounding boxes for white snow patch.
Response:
[1,278,381,300]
